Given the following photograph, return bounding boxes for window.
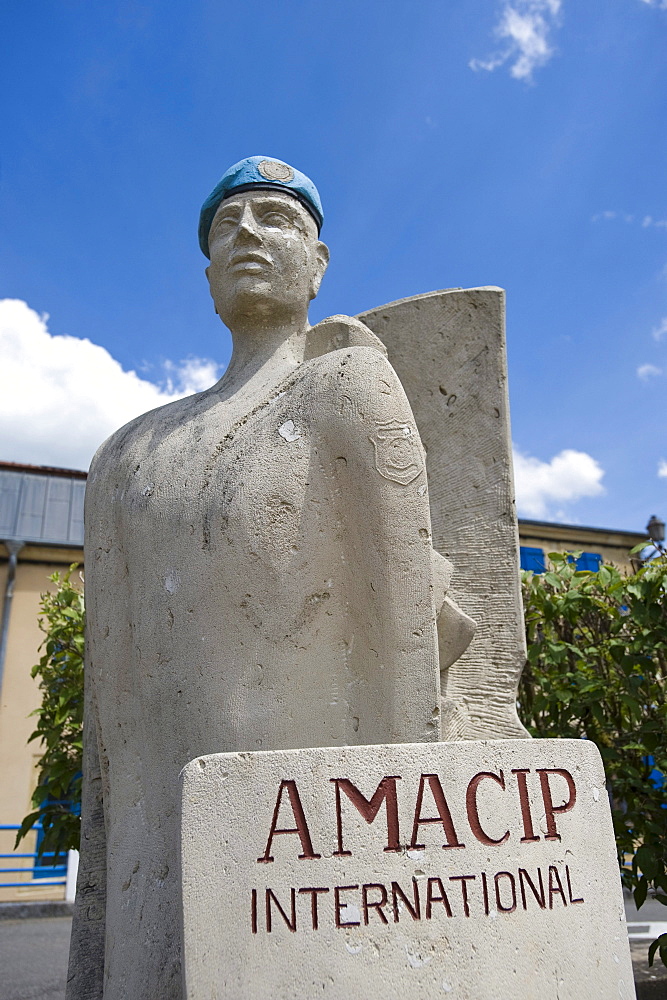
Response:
[645,756,665,792]
[520,547,546,573]
[573,552,602,572]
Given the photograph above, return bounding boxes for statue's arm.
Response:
[66,657,106,1000]
[431,549,477,675]
[313,346,441,742]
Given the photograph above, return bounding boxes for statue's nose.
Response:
[236,204,262,241]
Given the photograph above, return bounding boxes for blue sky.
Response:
[1,0,666,530]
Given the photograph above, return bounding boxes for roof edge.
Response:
[0,460,88,479]
[518,518,646,540]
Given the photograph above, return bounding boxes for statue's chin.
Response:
[216,286,305,331]
[215,286,277,324]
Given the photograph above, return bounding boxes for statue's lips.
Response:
[229,252,272,271]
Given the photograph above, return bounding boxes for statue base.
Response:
[180,739,635,999]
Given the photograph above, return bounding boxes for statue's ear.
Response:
[305,314,389,361]
[309,241,330,299]
[316,240,330,273]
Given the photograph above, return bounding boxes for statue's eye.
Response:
[210,217,237,239]
[262,212,291,227]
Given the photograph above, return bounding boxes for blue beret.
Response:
[199,156,324,258]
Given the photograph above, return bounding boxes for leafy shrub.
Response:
[520,550,667,967]
[15,566,84,862]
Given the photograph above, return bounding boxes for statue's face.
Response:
[206,190,329,326]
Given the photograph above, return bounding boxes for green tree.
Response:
[15,566,84,863]
[520,550,667,967]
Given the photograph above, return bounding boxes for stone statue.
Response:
[67,157,524,1000]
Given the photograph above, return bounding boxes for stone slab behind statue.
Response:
[360,288,526,740]
[181,739,635,999]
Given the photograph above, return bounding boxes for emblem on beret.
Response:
[369,421,424,485]
[258,160,294,183]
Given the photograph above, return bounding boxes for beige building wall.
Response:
[0,543,83,902]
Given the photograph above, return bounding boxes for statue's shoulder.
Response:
[302,313,396,387]
[298,319,413,430]
[302,342,397,391]
[87,393,202,484]
[304,314,387,362]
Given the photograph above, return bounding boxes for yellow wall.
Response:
[0,544,82,902]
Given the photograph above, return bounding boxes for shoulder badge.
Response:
[369,421,424,485]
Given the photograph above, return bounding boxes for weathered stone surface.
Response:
[181,739,635,1000]
[64,665,105,1000]
[70,168,527,999]
[72,186,481,999]
[360,289,528,741]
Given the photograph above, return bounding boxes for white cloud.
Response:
[591,210,636,224]
[659,459,667,478]
[652,318,667,341]
[513,446,605,519]
[639,0,667,9]
[592,210,619,222]
[0,299,221,470]
[637,362,663,380]
[592,211,667,227]
[470,0,562,82]
[159,356,221,395]
[642,215,667,229]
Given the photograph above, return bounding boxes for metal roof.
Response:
[0,463,85,547]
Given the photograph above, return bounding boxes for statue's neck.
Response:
[216,318,309,396]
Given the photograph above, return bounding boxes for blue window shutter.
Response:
[520,547,546,573]
[575,552,602,572]
[644,755,665,791]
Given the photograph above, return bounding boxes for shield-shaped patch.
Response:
[368,420,424,485]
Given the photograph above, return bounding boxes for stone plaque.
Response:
[180,740,635,999]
